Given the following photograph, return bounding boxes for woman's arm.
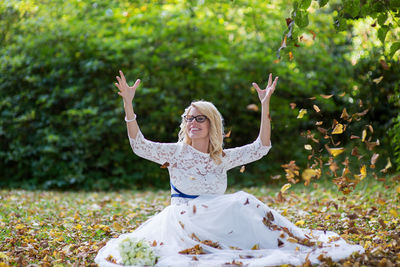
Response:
[115,70,140,140]
[252,73,278,146]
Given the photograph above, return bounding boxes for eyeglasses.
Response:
[183,115,208,123]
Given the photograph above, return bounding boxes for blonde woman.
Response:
[95,71,364,266]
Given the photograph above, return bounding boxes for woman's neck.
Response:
[191,138,209,154]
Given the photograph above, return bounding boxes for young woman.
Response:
[95,71,364,266]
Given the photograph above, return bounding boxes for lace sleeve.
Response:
[128,130,178,165]
[223,136,272,170]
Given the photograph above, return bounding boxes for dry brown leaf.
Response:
[320,94,333,99]
[247,104,259,112]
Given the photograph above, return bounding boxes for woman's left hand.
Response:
[252,73,278,105]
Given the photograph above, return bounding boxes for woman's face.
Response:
[186,107,210,141]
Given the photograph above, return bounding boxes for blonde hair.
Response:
[178,100,224,164]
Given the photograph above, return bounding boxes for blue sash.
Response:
[170,182,199,199]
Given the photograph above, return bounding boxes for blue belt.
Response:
[170,182,199,199]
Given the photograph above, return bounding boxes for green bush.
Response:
[0,0,398,190]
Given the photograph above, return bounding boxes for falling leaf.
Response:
[362,129,367,142]
[302,168,321,186]
[289,103,297,109]
[370,153,379,168]
[280,183,291,193]
[224,130,231,138]
[161,162,170,169]
[380,157,392,173]
[295,220,305,226]
[287,237,298,243]
[320,94,333,99]
[240,165,245,173]
[327,147,345,157]
[308,96,316,100]
[316,121,323,125]
[367,124,374,133]
[247,104,259,112]
[271,174,281,180]
[350,135,360,139]
[340,108,349,120]
[289,51,294,60]
[373,76,384,84]
[304,144,312,150]
[297,109,307,119]
[152,240,157,247]
[396,186,400,194]
[313,105,320,113]
[354,165,367,180]
[251,244,259,250]
[339,92,346,97]
[332,123,345,134]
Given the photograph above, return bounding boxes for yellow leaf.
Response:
[287,237,298,243]
[0,252,9,260]
[75,224,82,230]
[332,123,344,134]
[315,121,323,125]
[327,147,345,157]
[282,209,288,216]
[389,209,398,218]
[362,129,367,142]
[112,222,123,231]
[304,144,312,150]
[280,183,291,193]
[251,244,259,250]
[15,224,25,230]
[354,165,367,180]
[295,220,305,226]
[297,109,307,119]
[302,168,321,185]
[396,186,400,194]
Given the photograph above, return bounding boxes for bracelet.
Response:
[125,114,137,122]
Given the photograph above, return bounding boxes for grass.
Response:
[0,174,399,266]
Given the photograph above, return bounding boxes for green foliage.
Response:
[0,0,398,190]
[284,0,400,58]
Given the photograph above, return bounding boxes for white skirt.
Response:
[95,191,364,266]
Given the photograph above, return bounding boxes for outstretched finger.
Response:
[252,82,262,93]
[119,70,127,84]
[267,73,272,88]
[132,79,141,89]
[116,76,122,85]
[114,83,121,91]
[271,77,279,90]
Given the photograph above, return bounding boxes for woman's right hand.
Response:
[115,70,141,103]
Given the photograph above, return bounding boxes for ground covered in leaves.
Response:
[1,176,399,266]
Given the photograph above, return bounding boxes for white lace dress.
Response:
[95,131,364,266]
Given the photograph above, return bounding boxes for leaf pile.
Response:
[1,176,399,266]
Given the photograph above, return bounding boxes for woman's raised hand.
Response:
[252,73,278,105]
[115,70,140,103]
